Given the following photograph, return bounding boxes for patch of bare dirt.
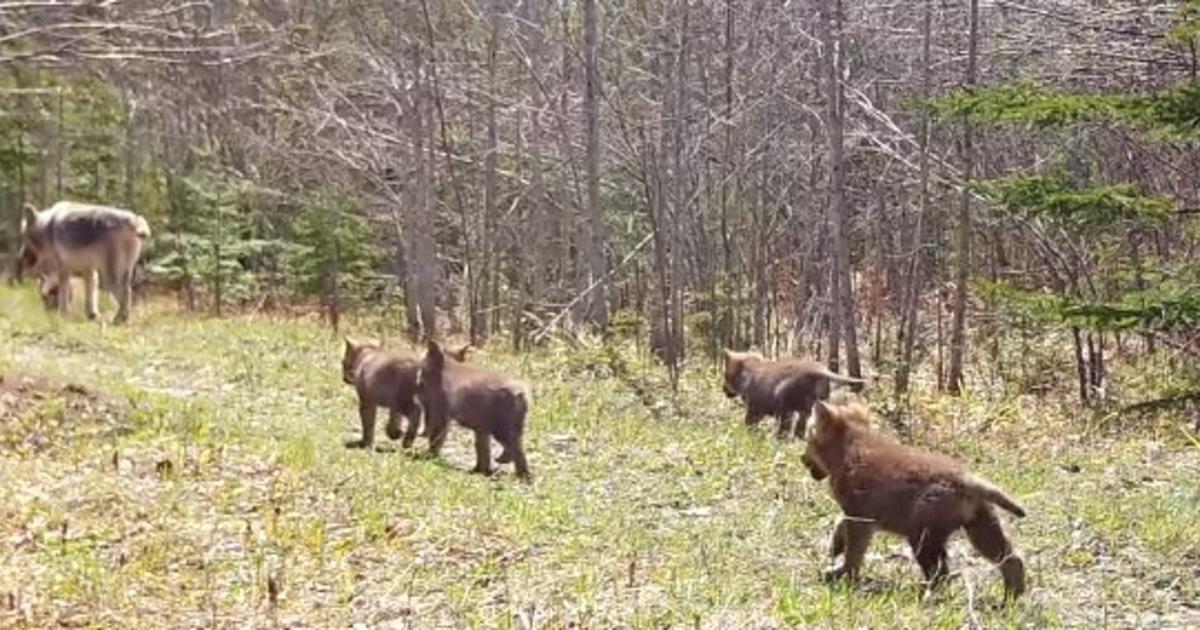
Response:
[0,372,130,454]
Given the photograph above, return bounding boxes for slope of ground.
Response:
[1,286,1198,627]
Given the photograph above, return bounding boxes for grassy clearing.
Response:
[1,286,1198,628]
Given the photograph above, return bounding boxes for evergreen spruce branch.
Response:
[983,279,1200,335]
[973,172,1172,231]
[930,80,1200,141]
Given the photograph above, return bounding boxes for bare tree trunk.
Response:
[407,43,439,341]
[330,202,341,334]
[416,0,468,338]
[37,110,48,208]
[394,221,419,338]
[557,1,581,299]
[894,0,933,400]
[515,0,549,348]
[818,0,861,381]
[871,190,886,368]
[476,4,501,345]
[1072,326,1088,404]
[57,88,65,200]
[667,0,692,382]
[946,0,979,395]
[122,92,135,208]
[645,173,675,374]
[527,107,547,304]
[825,244,840,370]
[752,169,767,350]
[9,86,27,282]
[636,60,675,373]
[213,196,223,318]
[715,0,735,353]
[582,0,608,330]
[1130,233,1155,353]
[753,195,766,349]
[511,107,527,351]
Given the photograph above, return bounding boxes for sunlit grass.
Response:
[1,284,1198,626]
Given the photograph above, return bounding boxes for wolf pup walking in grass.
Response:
[19,201,151,324]
[342,339,470,450]
[722,349,864,438]
[419,340,531,481]
[801,400,1027,601]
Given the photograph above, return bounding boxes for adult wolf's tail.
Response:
[131,215,151,240]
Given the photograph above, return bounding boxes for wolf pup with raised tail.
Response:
[419,340,531,481]
[802,401,1027,601]
[722,349,864,438]
[20,201,151,324]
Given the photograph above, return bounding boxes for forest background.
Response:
[4,2,1200,626]
[4,0,1200,411]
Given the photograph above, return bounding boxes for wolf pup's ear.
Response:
[812,401,838,429]
[423,340,446,371]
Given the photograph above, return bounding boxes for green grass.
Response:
[1,285,1199,627]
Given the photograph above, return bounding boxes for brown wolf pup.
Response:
[35,268,63,311]
[342,338,470,450]
[419,340,531,481]
[722,349,864,438]
[20,201,151,324]
[32,265,98,314]
[801,401,1027,600]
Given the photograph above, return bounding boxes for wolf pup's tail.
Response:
[966,474,1026,518]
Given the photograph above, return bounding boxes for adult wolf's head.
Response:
[18,204,49,272]
[17,204,54,303]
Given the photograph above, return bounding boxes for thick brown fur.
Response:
[341,338,469,449]
[802,401,1027,600]
[722,349,864,438]
[342,338,423,449]
[419,340,531,481]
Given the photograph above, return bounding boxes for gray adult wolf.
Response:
[20,201,151,324]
